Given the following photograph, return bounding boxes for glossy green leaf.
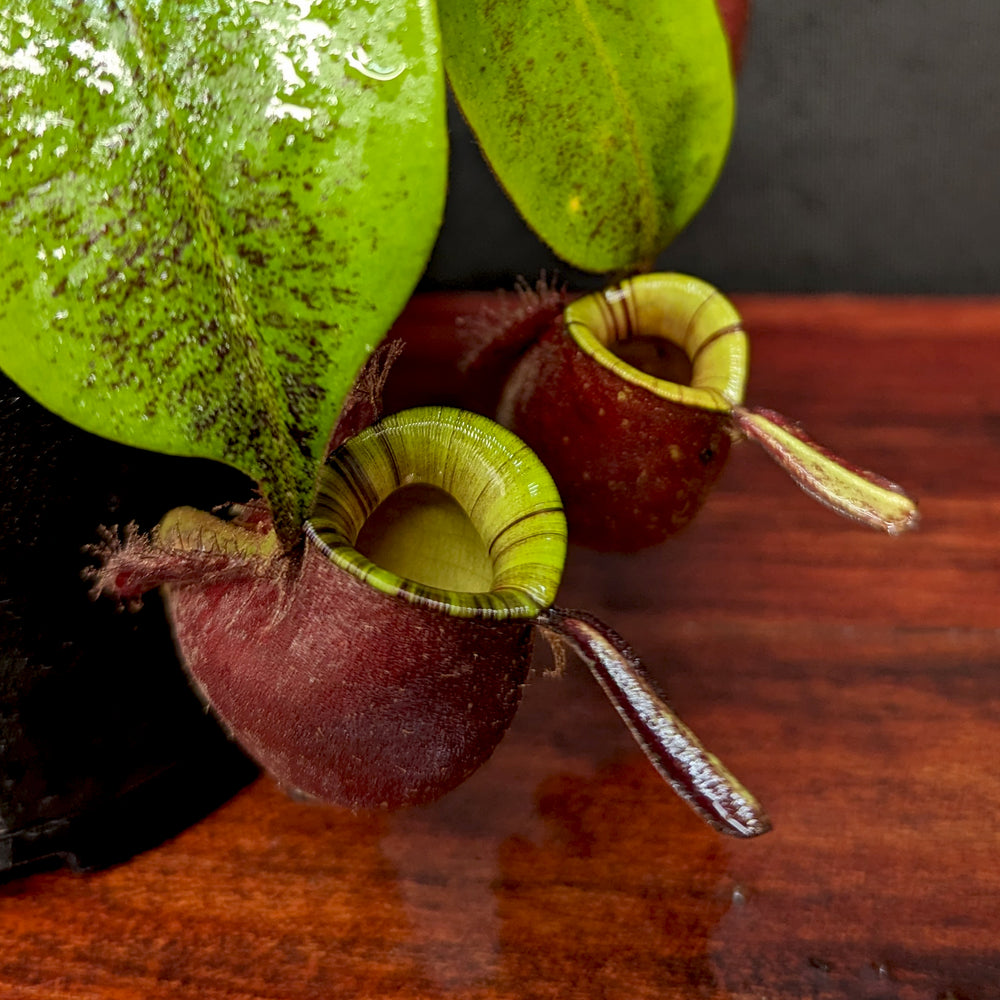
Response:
[0,1,446,545]
[439,0,734,273]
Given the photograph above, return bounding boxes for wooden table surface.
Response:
[2,293,998,999]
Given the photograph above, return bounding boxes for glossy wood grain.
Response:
[2,294,998,999]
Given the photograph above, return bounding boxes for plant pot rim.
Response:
[564,271,749,412]
[307,406,567,620]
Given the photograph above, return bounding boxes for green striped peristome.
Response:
[307,407,567,620]
[564,272,749,413]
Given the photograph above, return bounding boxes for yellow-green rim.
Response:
[564,272,749,412]
[307,406,567,620]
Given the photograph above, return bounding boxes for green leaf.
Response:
[0,1,447,545]
[439,0,734,273]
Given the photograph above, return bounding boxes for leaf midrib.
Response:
[568,0,659,262]
[123,1,295,461]
[122,0,309,542]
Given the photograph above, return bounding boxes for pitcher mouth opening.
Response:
[563,272,749,412]
[307,406,567,620]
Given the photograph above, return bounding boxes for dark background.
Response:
[423,2,999,294]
